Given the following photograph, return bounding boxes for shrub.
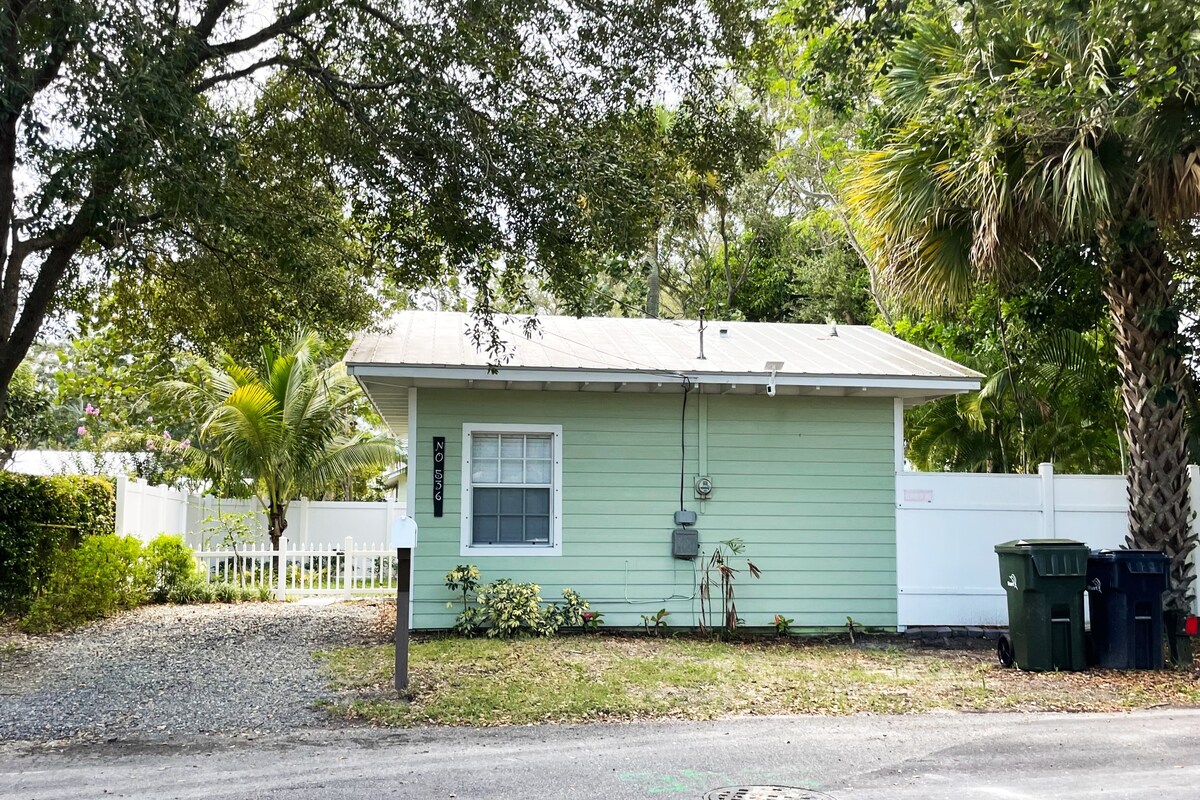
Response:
[213,581,240,603]
[143,535,200,603]
[560,588,590,627]
[0,473,114,611]
[167,577,216,604]
[20,535,145,632]
[469,580,595,638]
[453,605,486,636]
[476,579,548,637]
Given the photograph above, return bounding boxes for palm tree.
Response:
[164,332,402,549]
[848,0,1200,615]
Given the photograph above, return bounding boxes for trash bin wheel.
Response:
[997,634,1015,668]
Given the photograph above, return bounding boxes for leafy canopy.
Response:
[162,331,401,539]
[849,0,1200,307]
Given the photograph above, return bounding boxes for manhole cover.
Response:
[703,788,833,800]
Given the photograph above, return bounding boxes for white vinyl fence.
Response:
[194,537,399,600]
[897,463,1200,627]
[114,474,404,549]
[113,475,405,599]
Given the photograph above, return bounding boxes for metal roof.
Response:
[347,312,980,435]
[348,311,979,383]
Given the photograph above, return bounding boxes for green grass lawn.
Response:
[317,634,1200,726]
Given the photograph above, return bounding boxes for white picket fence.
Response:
[897,462,1200,627]
[194,536,399,600]
[113,466,1197,621]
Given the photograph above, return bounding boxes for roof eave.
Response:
[346,362,981,393]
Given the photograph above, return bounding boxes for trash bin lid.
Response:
[1091,549,1169,573]
[994,538,1086,554]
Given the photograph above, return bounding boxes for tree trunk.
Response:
[646,229,661,318]
[1102,228,1196,615]
[268,503,288,550]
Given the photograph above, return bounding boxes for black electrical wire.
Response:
[680,377,691,511]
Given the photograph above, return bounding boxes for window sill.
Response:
[461,544,562,557]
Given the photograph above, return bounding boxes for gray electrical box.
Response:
[674,509,698,526]
[672,528,699,559]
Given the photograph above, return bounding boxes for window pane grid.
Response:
[469,432,554,547]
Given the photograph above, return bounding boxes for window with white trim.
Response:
[462,424,562,556]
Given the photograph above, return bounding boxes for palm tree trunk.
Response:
[268,503,288,550]
[1102,231,1196,616]
[646,229,661,319]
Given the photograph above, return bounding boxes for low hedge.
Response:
[0,472,115,612]
[20,533,272,632]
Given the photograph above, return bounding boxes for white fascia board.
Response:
[347,363,981,393]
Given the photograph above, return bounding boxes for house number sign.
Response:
[433,437,445,517]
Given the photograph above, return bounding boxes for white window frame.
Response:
[461,422,563,557]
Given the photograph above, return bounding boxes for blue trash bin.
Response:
[1086,549,1169,669]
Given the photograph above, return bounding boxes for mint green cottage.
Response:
[348,311,980,630]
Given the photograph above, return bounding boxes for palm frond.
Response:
[300,435,403,492]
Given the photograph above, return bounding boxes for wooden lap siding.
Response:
[411,388,897,630]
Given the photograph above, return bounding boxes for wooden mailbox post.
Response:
[391,516,418,692]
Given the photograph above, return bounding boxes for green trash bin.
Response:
[995,539,1089,671]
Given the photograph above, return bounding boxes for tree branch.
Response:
[193,55,292,93]
[203,1,323,61]
[194,0,235,40]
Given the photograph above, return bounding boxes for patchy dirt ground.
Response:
[0,601,387,744]
[3,601,1197,740]
[322,624,1200,726]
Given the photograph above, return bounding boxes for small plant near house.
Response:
[444,567,594,638]
[773,614,794,636]
[698,538,762,636]
[560,588,590,627]
[444,564,481,612]
[641,608,670,636]
[475,578,550,637]
[453,605,487,636]
[846,616,859,645]
[581,610,605,633]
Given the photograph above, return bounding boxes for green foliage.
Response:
[0,362,55,468]
[641,608,671,636]
[895,261,1123,473]
[198,511,260,550]
[213,582,240,604]
[21,535,146,632]
[143,535,201,603]
[0,473,115,611]
[475,579,549,638]
[702,210,875,325]
[445,564,481,612]
[167,577,217,605]
[559,588,591,628]
[773,614,794,636]
[850,0,1200,306]
[162,331,402,545]
[453,606,487,637]
[37,327,201,488]
[451,571,594,638]
[580,610,606,633]
[1,0,761,429]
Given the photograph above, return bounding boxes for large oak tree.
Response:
[0,0,758,419]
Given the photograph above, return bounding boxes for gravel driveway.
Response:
[0,601,385,744]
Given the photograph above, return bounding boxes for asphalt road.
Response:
[3,709,1199,800]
